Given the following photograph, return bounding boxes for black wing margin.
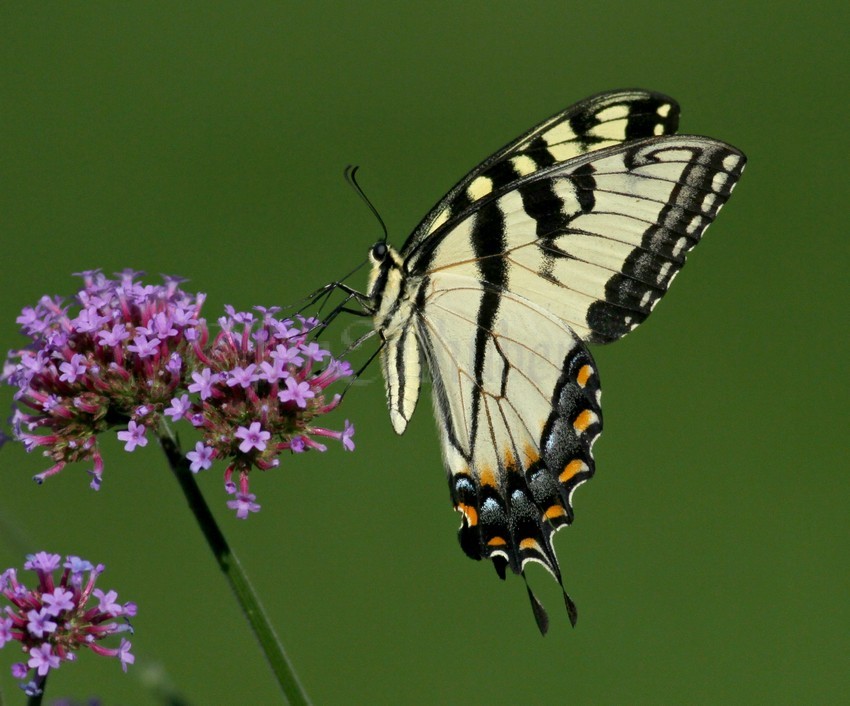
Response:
[401,89,680,264]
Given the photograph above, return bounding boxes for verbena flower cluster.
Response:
[3,270,355,517]
[0,552,135,696]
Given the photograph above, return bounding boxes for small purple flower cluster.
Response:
[183,305,355,518]
[0,552,135,696]
[3,271,355,517]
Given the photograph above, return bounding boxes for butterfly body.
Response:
[361,89,745,632]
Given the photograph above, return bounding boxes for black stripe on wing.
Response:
[469,199,508,453]
[584,141,746,342]
[401,89,680,261]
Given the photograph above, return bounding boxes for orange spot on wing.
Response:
[503,447,517,471]
[479,466,497,487]
[573,409,596,433]
[457,503,478,527]
[559,459,586,484]
[543,505,566,520]
[577,364,593,387]
[487,537,507,547]
[523,443,540,465]
[519,538,540,551]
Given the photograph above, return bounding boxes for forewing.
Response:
[414,272,602,586]
[408,136,746,343]
[402,89,680,259]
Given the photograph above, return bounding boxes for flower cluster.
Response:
[182,305,355,518]
[3,271,355,516]
[0,552,135,696]
[4,269,203,490]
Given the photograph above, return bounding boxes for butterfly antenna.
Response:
[345,165,389,243]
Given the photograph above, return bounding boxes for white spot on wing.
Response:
[657,104,672,117]
[591,119,628,140]
[467,175,494,201]
[510,154,537,176]
[722,154,740,171]
[542,121,577,145]
[658,261,674,281]
[686,216,702,235]
[672,236,689,258]
[595,104,630,122]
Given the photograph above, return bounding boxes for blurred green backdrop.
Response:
[1,3,847,704]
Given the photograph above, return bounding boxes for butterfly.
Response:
[327,89,745,633]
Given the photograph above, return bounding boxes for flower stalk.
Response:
[157,423,310,706]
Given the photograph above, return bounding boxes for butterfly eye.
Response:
[370,242,388,261]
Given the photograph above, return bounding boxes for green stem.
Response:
[156,426,310,706]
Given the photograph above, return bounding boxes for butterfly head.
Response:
[366,241,405,320]
[369,241,389,263]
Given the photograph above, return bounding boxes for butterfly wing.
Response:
[401,88,681,259]
[412,273,602,629]
[406,135,746,343]
[378,91,745,630]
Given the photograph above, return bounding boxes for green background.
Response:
[1,3,847,704]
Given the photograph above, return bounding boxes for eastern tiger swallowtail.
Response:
[333,89,745,633]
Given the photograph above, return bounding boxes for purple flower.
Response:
[127,333,160,358]
[258,359,288,382]
[341,420,355,451]
[227,364,258,388]
[28,643,60,676]
[188,368,218,400]
[164,394,192,421]
[4,271,357,518]
[171,305,198,328]
[64,556,93,572]
[279,377,315,408]
[118,638,135,672]
[26,609,57,638]
[186,442,214,472]
[270,344,304,367]
[117,421,147,452]
[72,307,109,333]
[0,616,14,648]
[300,342,329,362]
[25,552,61,573]
[235,422,270,453]
[144,312,178,339]
[93,589,122,613]
[226,492,261,519]
[96,323,130,347]
[58,354,87,383]
[1,552,136,693]
[42,587,75,616]
[166,352,183,375]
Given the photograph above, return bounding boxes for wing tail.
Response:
[449,343,602,631]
